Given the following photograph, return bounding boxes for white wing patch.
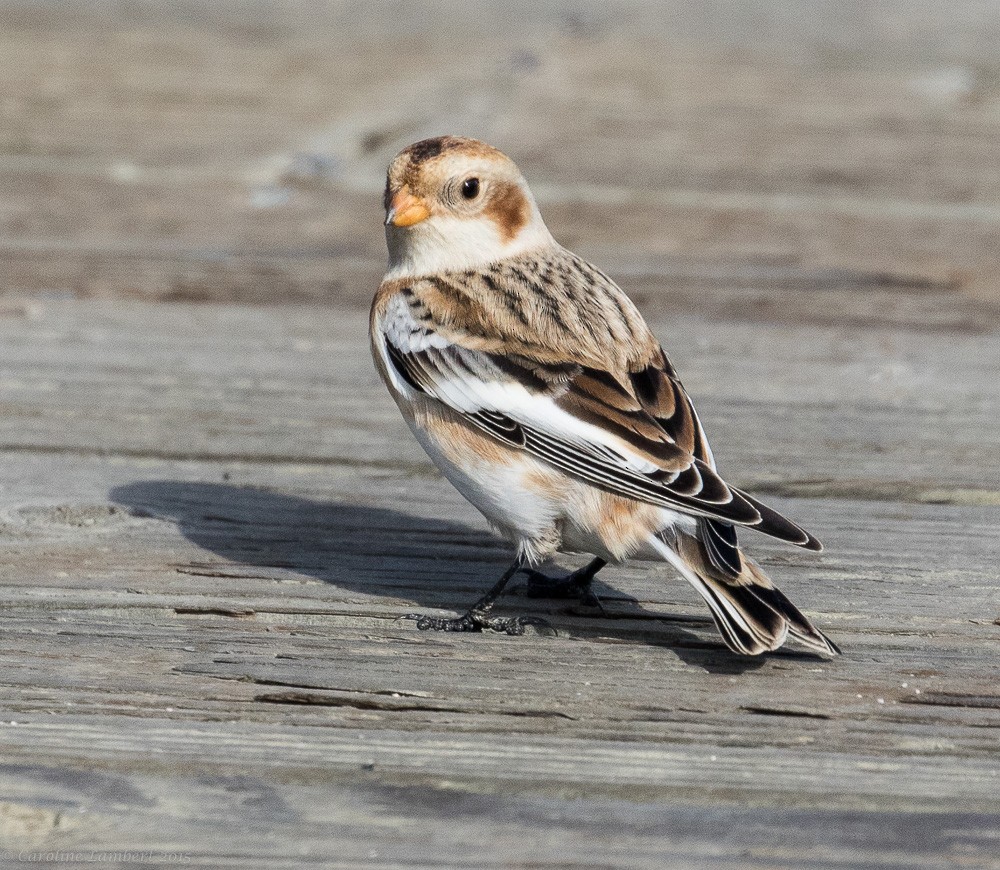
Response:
[378,299,664,478]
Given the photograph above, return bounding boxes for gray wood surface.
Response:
[2,1,1000,867]
[6,0,1000,312]
[0,299,996,868]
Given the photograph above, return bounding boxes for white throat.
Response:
[384,212,555,280]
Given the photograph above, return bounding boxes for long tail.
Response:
[649,527,840,657]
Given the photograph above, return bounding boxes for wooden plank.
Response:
[0,300,996,499]
[1,757,994,870]
[0,299,996,866]
[5,2,1000,306]
[1,3,1000,865]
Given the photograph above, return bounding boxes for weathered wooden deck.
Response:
[1,2,999,867]
[0,298,996,867]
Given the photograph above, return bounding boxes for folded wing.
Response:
[381,313,821,551]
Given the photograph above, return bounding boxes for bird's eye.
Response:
[461,177,480,199]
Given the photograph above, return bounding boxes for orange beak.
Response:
[386,186,431,228]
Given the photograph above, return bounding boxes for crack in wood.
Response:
[252,690,468,713]
[174,606,256,618]
[741,705,833,720]
[252,688,577,719]
[900,692,1000,710]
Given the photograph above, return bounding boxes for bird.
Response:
[369,135,839,657]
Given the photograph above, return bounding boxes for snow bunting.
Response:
[370,135,839,657]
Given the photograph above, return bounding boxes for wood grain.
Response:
[1,2,999,866]
[0,298,996,867]
[5,1,1000,310]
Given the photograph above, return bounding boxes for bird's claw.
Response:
[403,611,553,636]
[403,612,482,632]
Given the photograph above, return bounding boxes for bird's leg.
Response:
[404,556,551,636]
[524,557,607,609]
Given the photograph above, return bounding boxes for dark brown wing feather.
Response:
[555,349,819,557]
[558,351,711,467]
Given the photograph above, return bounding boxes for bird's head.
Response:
[382,136,554,278]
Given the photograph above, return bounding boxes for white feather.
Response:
[408,420,561,552]
[432,358,666,475]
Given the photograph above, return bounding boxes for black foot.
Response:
[404,611,552,636]
[524,568,606,613]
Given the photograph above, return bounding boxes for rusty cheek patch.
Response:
[484,182,530,242]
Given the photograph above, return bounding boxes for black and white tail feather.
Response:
[651,525,840,657]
